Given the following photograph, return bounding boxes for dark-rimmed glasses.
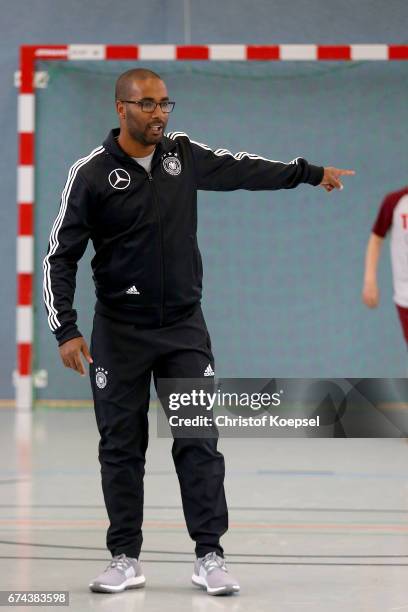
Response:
[121,100,175,113]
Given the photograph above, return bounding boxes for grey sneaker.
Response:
[89,553,146,593]
[192,551,240,596]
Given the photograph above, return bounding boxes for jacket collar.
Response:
[103,128,177,165]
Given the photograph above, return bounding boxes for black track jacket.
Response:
[43,128,324,345]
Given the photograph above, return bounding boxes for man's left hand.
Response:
[320,167,356,192]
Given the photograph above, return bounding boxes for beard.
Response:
[127,118,166,146]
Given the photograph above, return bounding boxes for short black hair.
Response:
[115,68,163,101]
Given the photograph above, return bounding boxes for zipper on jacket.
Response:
[147,171,165,326]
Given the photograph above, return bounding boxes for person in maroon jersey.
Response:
[362,186,408,344]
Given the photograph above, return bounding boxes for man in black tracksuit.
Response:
[43,68,354,595]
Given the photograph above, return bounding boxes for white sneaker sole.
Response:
[192,574,240,596]
[89,574,146,593]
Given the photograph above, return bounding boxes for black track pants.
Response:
[89,305,228,559]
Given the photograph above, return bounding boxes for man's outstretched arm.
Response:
[167,132,355,192]
[43,170,94,376]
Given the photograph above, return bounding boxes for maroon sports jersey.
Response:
[372,187,408,307]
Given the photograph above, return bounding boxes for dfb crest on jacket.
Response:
[162,154,182,176]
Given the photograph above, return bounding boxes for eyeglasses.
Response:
[121,99,176,113]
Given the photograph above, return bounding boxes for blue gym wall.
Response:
[1,0,408,399]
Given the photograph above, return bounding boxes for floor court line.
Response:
[2,469,408,480]
[1,540,408,558]
[1,519,408,531]
[0,556,407,566]
[1,504,408,513]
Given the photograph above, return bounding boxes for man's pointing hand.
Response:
[59,336,93,376]
[320,167,356,192]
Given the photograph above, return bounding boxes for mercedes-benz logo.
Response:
[108,168,131,190]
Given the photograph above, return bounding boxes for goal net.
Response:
[33,59,408,403]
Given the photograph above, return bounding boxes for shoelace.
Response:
[107,553,134,573]
[201,551,227,574]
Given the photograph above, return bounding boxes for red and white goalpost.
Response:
[16,43,408,411]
